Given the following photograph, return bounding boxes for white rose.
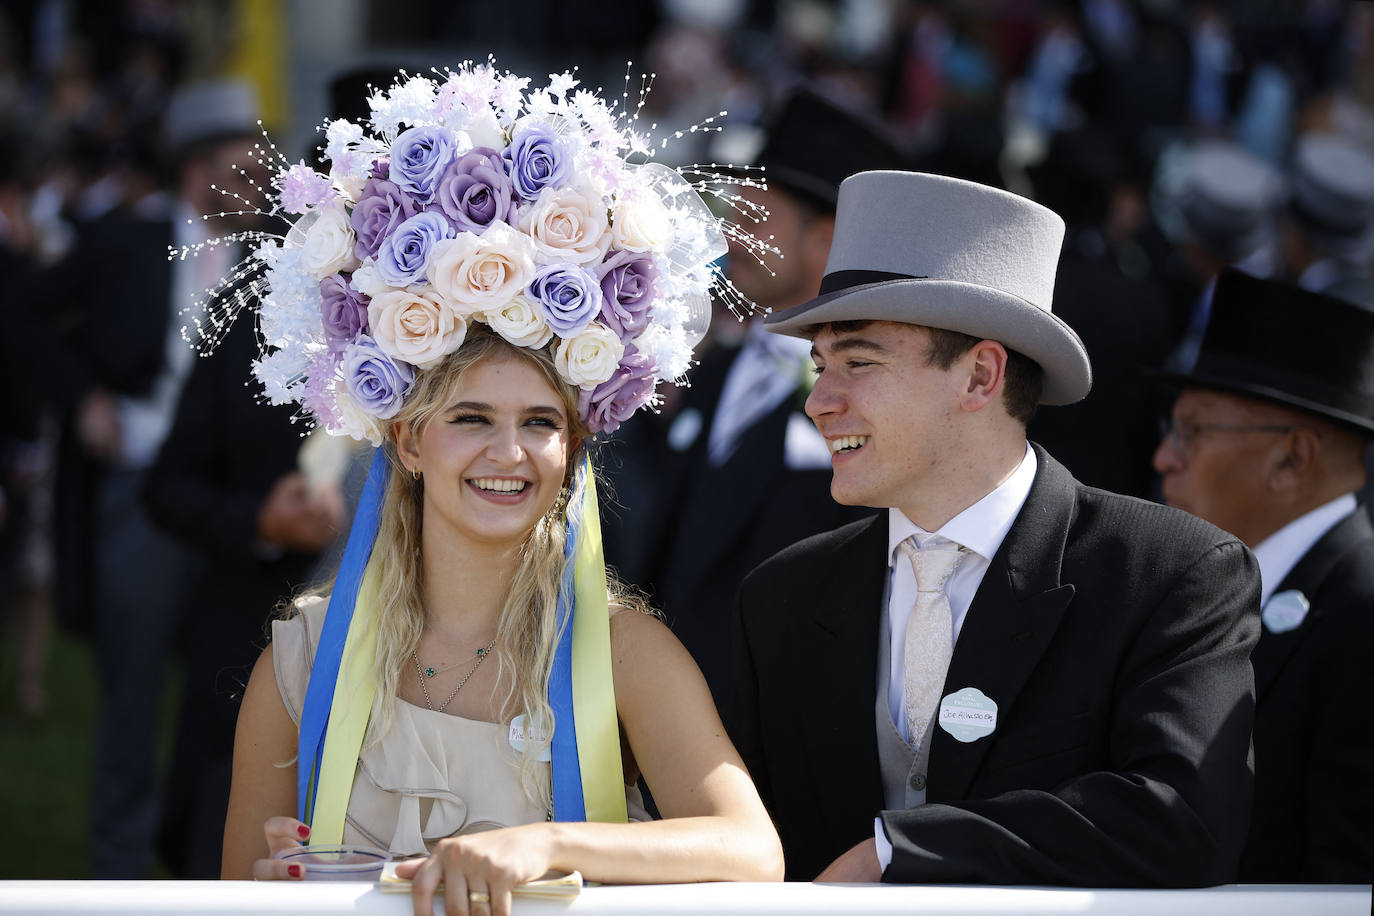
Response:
[518,186,613,266]
[350,259,389,299]
[555,321,625,389]
[367,289,467,370]
[459,105,506,152]
[426,221,535,313]
[329,387,386,446]
[483,295,555,349]
[612,194,671,252]
[300,201,359,278]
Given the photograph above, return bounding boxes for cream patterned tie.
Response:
[899,537,967,751]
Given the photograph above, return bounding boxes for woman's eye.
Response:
[451,413,488,425]
[525,416,563,430]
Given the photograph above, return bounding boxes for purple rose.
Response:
[389,126,455,204]
[370,159,390,180]
[505,126,572,201]
[435,147,519,234]
[342,335,415,419]
[578,346,658,435]
[319,274,370,350]
[375,211,455,287]
[350,177,419,260]
[528,263,603,338]
[596,249,658,340]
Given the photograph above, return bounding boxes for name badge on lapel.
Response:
[508,714,553,761]
[938,687,998,743]
[1262,590,1310,634]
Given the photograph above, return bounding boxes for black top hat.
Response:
[740,88,907,211]
[1158,268,1374,434]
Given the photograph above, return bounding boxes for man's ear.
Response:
[960,340,1008,414]
[803,216,836,271]
[1274,426,1320,485]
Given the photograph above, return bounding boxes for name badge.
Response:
[508,714,553,761]
[1262,590,1310,634]
[938,687,998,743]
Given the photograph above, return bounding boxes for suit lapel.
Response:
[796,515,888,833]
[1252,507,1374,699]
[931,448,1078,802]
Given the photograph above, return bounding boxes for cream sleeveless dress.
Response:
[273,597,649,857]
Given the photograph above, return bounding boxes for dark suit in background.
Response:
[143,313,330,877]
[1241,507,1374,883]
[731,449,1260,884]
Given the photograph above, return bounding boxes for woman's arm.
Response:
[221,644,302,879]
[398,611,783,914]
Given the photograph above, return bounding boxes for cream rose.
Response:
[299,201,359,278]
[349,259,389,299]
[329,387,386,446]
[426,221,535,313]
[518,186,613,266]
[555,321,625,389]
[367,289,467,370]
[611,194,671,252]
[483,295,555,349]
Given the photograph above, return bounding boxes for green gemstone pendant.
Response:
[475,647,488,657]
[424,666,436,678]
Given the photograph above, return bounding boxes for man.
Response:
[729,171,1260,885]
[45,80,264,877]
[607,89,901,707]
[1153,268,1374,883]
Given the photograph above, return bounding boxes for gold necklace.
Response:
[412,639,496,713]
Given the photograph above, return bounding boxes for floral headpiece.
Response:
[184,61,767,441]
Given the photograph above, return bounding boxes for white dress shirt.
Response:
[1251,492,1358,608]
[874,443,1037,870]
[707,320,812,467]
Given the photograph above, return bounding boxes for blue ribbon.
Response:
[547,501,585,821]
[296,449,388,823]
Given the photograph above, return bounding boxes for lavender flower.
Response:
[505,125,571,201]
[280,163,335,214]
[528,263,603,338]
[435,147,518,234]
[319,274,369,350]
[389,126,455,204]
[596,249,658,340]
[341,335,415,419]
[375,211,455,288]
[350,177,419,260]
[578,346,658,434]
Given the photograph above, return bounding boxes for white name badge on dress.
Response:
[509,714,553,761]
[938,687,998,743]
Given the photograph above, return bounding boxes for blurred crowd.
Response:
[1,0,1372,881]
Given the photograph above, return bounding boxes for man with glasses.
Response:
[1154,267,1374,882]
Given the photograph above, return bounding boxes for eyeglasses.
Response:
[1159,417,1297,454]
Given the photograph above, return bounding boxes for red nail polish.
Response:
[288,864,302,878]
[298,825,310,838]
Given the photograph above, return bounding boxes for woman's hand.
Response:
[393,823,559,916]
[249,816,312,880]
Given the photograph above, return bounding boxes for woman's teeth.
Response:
[471,478,528,493]
[829,435,869,453]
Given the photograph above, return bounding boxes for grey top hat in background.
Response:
[1289,131,1374,255]
[163,79,261,156]
[764,170,1092,405]
[1153,140,1283,262]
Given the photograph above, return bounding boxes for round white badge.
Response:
[938,687,998,743]
[1262,590,1310,634]
[508,714,553,761]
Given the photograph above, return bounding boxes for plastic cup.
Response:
[275,843,389,881]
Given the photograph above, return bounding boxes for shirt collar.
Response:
[1251,492,1358,607]
[888,443,1038,565]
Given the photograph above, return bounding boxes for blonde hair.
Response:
[367,324,590,805]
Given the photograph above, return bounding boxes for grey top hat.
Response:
[163,80,261,154]
[1290,131,1374,254]
[764,170,1092,405]
[1154,140,1282,261]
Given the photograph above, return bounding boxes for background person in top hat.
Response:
[1281,131,1374,292]
[729,170,1260,884]
[41,79,264,878]
[1152,268,1374,883]
[602,88,904,709]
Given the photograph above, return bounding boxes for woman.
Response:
[221,324,784,907]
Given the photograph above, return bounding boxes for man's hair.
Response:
[818,320,1044,425]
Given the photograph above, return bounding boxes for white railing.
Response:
[0,881,1369,915]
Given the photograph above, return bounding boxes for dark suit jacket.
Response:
[1241,506,1374,883]
[612,343,871,708]
[730,447,1260,885]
